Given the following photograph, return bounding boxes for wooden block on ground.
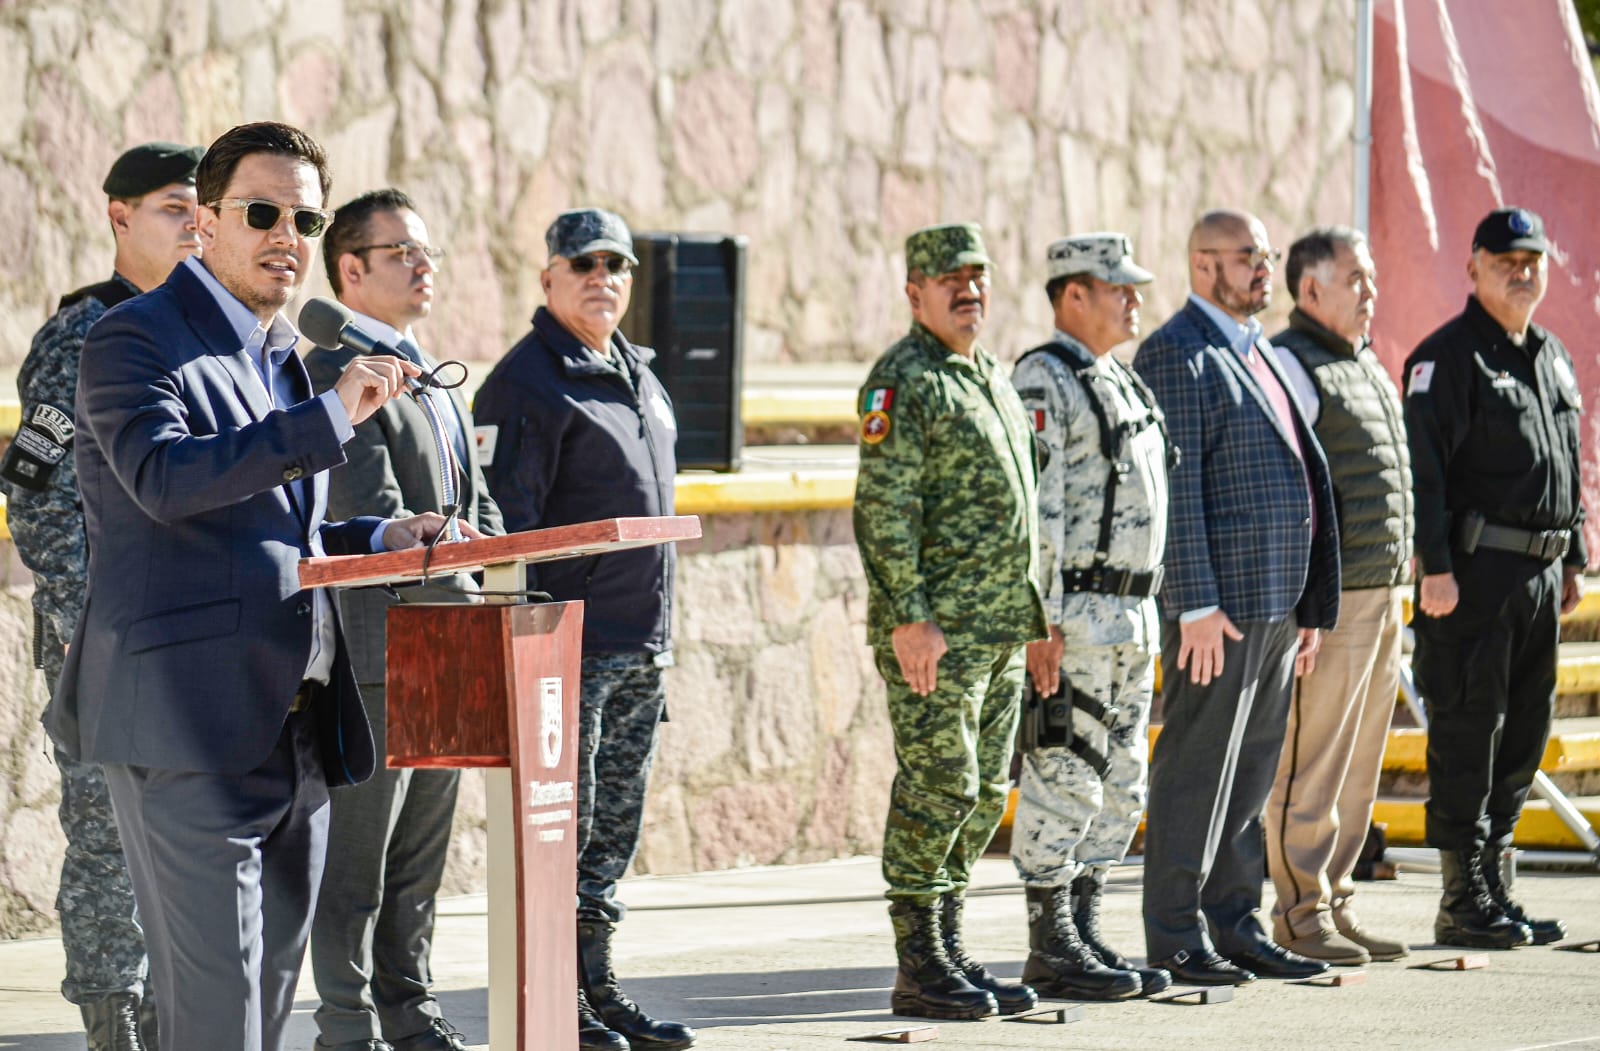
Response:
[1555,938,1600,953]
[1412,953,1490,971]
[848,1026,938,1043]
[1158,986,1234,1004]
[1008,1005,1085,1024]
[1294,969,1369,987]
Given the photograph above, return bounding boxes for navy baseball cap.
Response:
[1472,207,1548,254]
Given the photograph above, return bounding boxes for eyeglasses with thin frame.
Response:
[209,198,332,238]
[1199,246,1281,270]
[564,254,633,276]
[351,241,447,270]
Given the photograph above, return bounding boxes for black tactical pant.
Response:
[1413,550,1562,851]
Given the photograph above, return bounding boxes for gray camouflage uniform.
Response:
[5,276,149,1005]
[1009,332,1170,887]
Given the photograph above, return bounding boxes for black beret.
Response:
[102,142,204,198]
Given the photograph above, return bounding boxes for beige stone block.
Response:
[339,14,389,102]
[1186,68,1252,149]
[721,0,795,75]
[1034,29,1069,129]
[179,52,244,145]
[581,43,665,215]
[838,0,894,149]
[79,21,148,117]
[654,649,736,786]
[937,140,983,223]
[1319,3,1356,79]
[1097,154,1132,233]
[743,641,817,773]
[1258,68,1299,158]
[993,10,1038,113]
[880,169,937,243]
[397,65,444,165]
[941,71,994,149]
[18,722,58,808]
[851,242,897,351]
[0,163,38,286]
[653,0,717,73]
[1132,0,1185,129]
[495,76,553,165]
[0,26,26,150]
[756,82,792,141]
[1056,133,1098,234]
[1177,4,1225,66]
[213,0,283,45]
[443,768,487,896]
[409,0,446,77]
[1322,78,1355,156]
[757,517,818,626]
[33,72,118,223]
[321,104,396,202]
[843,147,880,223]
[804,737,852,850]
[682,197,735,231]
[122,71,185,145]
[633,782,694,875]
[671,70,759,196]
[690,781,800,869]
[992,115,1034,192]
[798,97,836,164]
[482,1,523,80]
[163,0,209,59]
[580,0,625,44]
[27,6,82,67]
[896,34,941,170]
[428,222,505,359]
[442,0,488,109]
[282,0,343,49]
[798,0,839,96]
[756,129,798,233]
[809,600,865,737]
[452,113,495,198]
[940,0,990,70]
[1228,0,1271,71]
[678,550,758,646]
[280,47,341,129]
[1,806,64,919]
[237,43,277,124]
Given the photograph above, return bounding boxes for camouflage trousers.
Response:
[877,643,1025,904]
[1010,637,1155,887]
[575,652,666,923]
[54,744,149,1004]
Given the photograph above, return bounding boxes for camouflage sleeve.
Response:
[1012,353,1074,625]
[851,367,934,627]
[7,302,98,644]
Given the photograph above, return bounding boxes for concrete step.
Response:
[1372,794,1600,850]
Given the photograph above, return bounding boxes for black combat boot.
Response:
[887,900,997,1019]
[1071,868,1171,996]
[938,894,1037,1014]
[1022,885,1142,1000]
[81,993,147,1051]
[578,985,630,1050]
[1480,842,1566,945]
[578,920,696,1049]
[1435,847,1533,949]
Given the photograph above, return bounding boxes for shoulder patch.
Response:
[861,410,891,445]
[864,387,895,413]
[1407,361,1435,395]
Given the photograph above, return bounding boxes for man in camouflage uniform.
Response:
[853,223,1048,1021]
[1,141,204,1051]
[1008,233,1172,1001]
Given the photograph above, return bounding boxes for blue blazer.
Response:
[45,262,382,783]
[1133,300,1340,629]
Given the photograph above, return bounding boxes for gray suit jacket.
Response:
[305,345,505,688]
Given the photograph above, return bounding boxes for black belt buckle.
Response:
[288,680,316,714]
[1537,531,1570,561]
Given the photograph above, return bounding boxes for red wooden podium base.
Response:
[388,601,584,1050]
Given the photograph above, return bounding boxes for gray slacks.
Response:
[311,684,458,1047]
[104,708,329,1051]
[1142,616,1299,960]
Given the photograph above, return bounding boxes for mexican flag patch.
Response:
[864,387,895,412]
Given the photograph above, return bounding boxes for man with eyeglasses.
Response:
[1132,209,1340,987]
[3,140,204,1051]
[303,189,502,1051]
[475,208,690,1051]
[852,223,1047,1022]
[1264,227,1413,968]
[41,122,471,1051]
[1404,207,1585,950]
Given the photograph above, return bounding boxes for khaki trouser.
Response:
[1266,586,1404,941]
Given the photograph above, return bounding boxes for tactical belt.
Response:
[1067,735,1111,779]
[1062,564,1164,598]
[1456,512,1571,562]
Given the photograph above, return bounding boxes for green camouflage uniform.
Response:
[854,226,1047,902]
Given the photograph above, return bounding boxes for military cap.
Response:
[1045,232,1154,285]
[545,207,638,264]
[102,142,204,198]
[905,223,990,278]
[1473,206,1548,254]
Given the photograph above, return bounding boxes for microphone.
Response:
[299,297,425,393]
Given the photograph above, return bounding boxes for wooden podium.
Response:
[300,516,701,1050]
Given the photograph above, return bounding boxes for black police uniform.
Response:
[1403,294,1587,853]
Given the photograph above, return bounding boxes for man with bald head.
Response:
[1132,209,1340,985]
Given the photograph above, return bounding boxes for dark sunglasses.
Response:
[210,198,332,238]
[566,254,633,276]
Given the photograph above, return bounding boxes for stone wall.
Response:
[1,0,1355,367]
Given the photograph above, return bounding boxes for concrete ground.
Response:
[2,854,1597,1051]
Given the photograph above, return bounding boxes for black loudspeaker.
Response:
[619,232,747,472]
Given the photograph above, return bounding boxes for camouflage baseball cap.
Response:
[545,207,638,264]
[1045,232,1154,285]
[905,223,990,278]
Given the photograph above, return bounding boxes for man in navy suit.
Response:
[1132,209,1341,986]
[44,122,471,1051]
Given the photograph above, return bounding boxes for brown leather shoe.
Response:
[1335,923,1410,961]
[1283,929,1370,966]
